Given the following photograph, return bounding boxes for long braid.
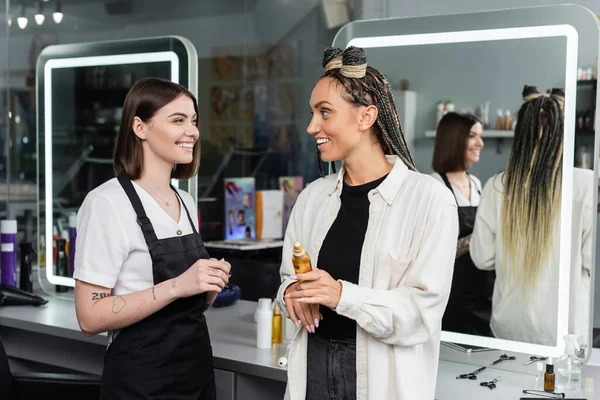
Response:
[501,85,563,301]
[315,46,417,177]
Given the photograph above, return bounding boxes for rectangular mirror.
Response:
[37,36,199,289]
[333,4,599,358]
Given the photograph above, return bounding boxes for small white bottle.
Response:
[535,361,545,390]
[256,298,272,349]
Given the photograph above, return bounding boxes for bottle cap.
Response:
[546,358,554,373]
[273,301,281,315]
[584,377,594,391]
[258,298,272,310]
[1,220,17,234]
[69,213,77,228]
[293,241,306,258]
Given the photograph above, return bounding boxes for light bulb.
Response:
[17,16,27,29]
[52,12,63,24]
[35,14,45,25]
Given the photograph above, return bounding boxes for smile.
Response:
[316,138,329,146]
[177,142,194,152]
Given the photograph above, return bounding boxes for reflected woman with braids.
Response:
[471,85,593,347]
[276,46,458,400]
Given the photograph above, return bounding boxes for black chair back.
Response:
[0,333,17,400]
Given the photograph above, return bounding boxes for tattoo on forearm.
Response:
[456,235,471,259]
[172,279,177,290]
[91,292,110,300]
[112,296,127,314]
[152,286,156,300]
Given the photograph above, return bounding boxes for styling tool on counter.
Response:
[480,376,501,390]
[492,353,516,365]
[0,284,48,306]
[526,356,548,365]
[292,241,312,275]
[522,389,565,398]
[456,366,486,380]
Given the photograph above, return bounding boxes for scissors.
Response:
[524,356,548,365]
[480,376,502,390]
[456,366,486,380]
[492,354,516,365]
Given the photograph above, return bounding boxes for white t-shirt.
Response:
[430,172,482,207]
[73,178,199,296]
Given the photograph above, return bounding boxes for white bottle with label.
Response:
[256,298,273,349]
[556,334,582,391]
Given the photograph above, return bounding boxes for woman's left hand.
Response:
[284,270,342,310]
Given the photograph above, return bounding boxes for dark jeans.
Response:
[306,334,357,400]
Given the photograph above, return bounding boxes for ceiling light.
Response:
[35,2,45,25]
[17,6,28,29]
[53,1,63,24]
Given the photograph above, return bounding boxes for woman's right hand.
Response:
[284,282,322,333]
[173,258,231,299]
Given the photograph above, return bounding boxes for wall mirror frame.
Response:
[332,4,599,359]
[36,36,199,289]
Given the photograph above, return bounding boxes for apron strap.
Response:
[117,172,159,244]
[440,173,459,203]
[440,173,481,199]
[172,188,199,235]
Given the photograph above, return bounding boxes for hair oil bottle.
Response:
[292,241,312,275]
[272,302,283,345]
[544,358,555,392]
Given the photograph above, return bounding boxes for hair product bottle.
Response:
[292,241,312,275]
[544,358,555,392]
[256,298,272,349]
[272,302,283,345]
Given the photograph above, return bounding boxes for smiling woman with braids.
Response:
[276,46,458,400]
[471,85,593,346]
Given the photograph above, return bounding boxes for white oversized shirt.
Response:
[276,155,459,400]
[470,168,593,346]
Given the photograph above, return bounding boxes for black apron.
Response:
[440,173,495,337]
[100,172,216,399]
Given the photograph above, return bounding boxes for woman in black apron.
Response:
[73,77,230,399]
[431,112,495,336]
[439,173,494,336]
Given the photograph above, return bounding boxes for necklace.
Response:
[138,180,174,207]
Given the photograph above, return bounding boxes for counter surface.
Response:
[0,297,287,381]
[0,296,599,399]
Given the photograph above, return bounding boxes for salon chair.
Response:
[0,333,101,400]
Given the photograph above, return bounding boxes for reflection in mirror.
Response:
[333,5,600,358]
[36,37,198,291]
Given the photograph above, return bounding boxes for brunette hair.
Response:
[432,112,482,173]
[113,77,200,180]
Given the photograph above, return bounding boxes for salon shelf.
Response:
[424,130,514,138]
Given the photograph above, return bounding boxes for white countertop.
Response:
[0,295,598,398]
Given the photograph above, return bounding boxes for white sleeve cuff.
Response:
[335,280,360,319]
[73,269,116,289]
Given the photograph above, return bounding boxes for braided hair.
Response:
[316,46,417,177]
[501,85,564,297]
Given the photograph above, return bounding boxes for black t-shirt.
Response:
[316,174,388,340]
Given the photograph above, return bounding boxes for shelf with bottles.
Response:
[424,129,514,138]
